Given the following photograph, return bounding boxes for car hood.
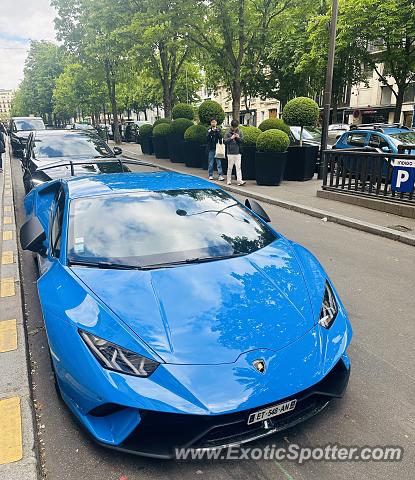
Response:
[72,240,317,365]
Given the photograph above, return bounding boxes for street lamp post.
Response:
[319,0,339,179]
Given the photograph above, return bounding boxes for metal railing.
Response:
[321,148,415,204]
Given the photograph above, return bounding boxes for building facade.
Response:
[345,66,415,126]
[0,89,13,122]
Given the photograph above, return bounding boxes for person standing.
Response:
[224,119,245,186]
[0,130,5,173]
[206,118,224,181]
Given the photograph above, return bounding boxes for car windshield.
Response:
[389,131,415,146]
[15,119,45,131]
[291,126,322,141]
[67,189,277,267]
[33,133,113,158]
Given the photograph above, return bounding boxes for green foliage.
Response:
[172,103,195,120]
[240,126,261,146]
[153,118,172,127]
[184,124,208,144]
[282,97,319,127]
[198,100,225,126]
[139,124,153,137]
[11,41,65,120]
[170,118,194,137]
[256,129,290,153]
[258,118,290,134]
[153,122,172,137]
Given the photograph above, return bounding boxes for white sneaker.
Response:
[208,176,214,180]
[218,175,224,181]
[237,181,246,186]
[227,181,231,185]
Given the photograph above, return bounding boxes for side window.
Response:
[346,133,367,147]
[368,134,389,149]
[50,190,66,258]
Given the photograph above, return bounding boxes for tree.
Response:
[53,63,107,123]
[11,41,65,122]
[184,0,298,120]
[52,0,130,142]
[123,0,193,117]
[340,0,415,122]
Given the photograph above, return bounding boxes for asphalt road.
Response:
[11,156,415,480]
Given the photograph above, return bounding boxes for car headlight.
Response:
[318,282,338,329]
[79,330,159,377]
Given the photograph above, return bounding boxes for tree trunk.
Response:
[162,81,172,118]
[231,77,242,122]
[104,60,121,144]
[394,87,405,123]
[144,110,148,121]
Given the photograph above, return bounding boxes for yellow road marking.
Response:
[2,231,12,241]
[1,251,13,265]
[4,206,12,212]
[0,277,15,297]
[0,397,23,465]
[0,319,17,352]
[3,216,12,225]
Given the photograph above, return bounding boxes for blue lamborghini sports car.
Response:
[20,172,352,458]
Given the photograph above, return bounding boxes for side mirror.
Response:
[20,217,47,255]
[245,198,271,223]
[113,147,122,155]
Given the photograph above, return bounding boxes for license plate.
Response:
[247,399,297,425]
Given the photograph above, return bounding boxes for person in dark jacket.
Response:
[0,130,6,172]
[224,119,245,185]
[206,118,224,181]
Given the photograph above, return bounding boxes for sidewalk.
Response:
[114,142,415,246]
[0,145,38,478]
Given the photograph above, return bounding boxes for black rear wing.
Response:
[36,158,161,176]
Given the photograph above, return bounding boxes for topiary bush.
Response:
[240,126,262,146]
[282,97,319,146]
[139,123,153,137]
[258,118,290,135]
[256,129,290,153]
[170,118,194,137]
[198,100,225,126]
[153,122,172,137]
[184,124,208,144]
[153,118,171,127]
[172,103,195,120]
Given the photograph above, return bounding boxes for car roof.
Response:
[64,172,220,199]
[11,116,44,120]
[347,127,409,135]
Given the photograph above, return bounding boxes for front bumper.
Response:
[89,356,350,458]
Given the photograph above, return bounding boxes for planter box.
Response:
[140,136,153,155]
[153,136,169,159]
[167,135,185,163]
[255,151,287,186]
[284,145,318,181]
[201,145,208,170]
[241,145,256,180]
[184,142,205,168]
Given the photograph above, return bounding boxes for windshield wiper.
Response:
[68,260,142,270]
[142,253,245,269]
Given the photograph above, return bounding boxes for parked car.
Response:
[328,123,350,142]
[66,123,95,131]
[333,124,415,153]
[9,116,46,154]
[289,126,335,149]
[21,129,127,193]
[20,171,352,458]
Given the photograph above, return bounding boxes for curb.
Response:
[121,151,415,247]
[0,143,39,479]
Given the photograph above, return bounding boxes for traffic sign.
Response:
[391,158,415,193]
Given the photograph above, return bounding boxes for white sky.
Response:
[0,0,57,90]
